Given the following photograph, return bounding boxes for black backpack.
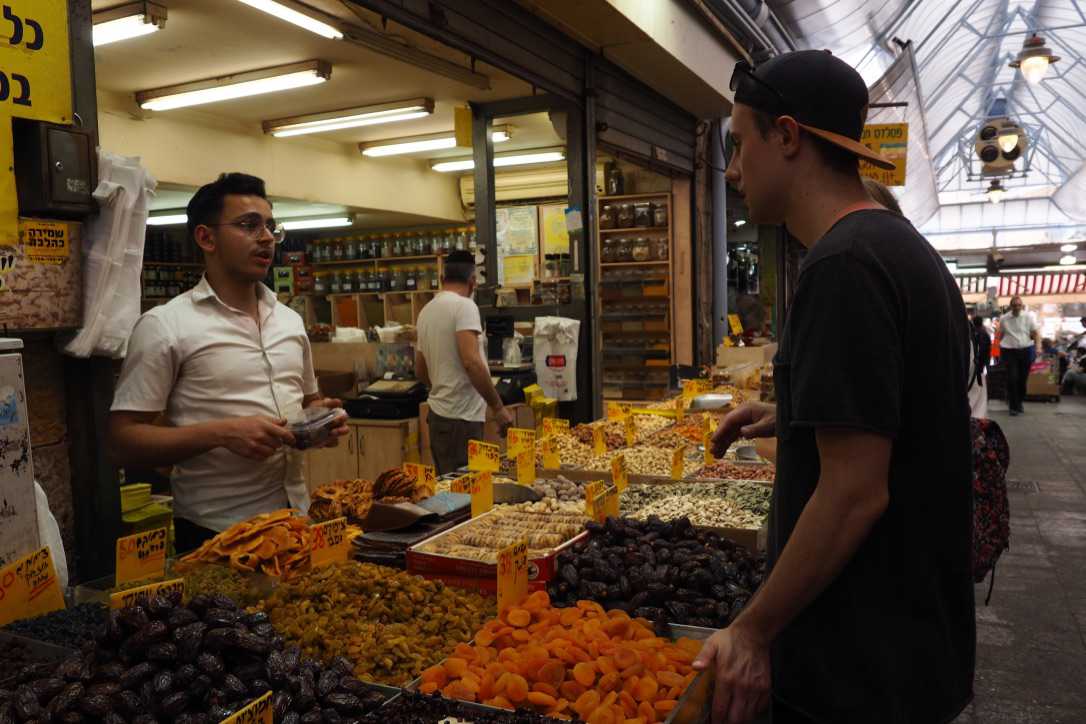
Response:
[970,417,1010,604]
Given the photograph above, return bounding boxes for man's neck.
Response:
[205,266,261,319]
[443,282,471,298]
[784,173,882,248]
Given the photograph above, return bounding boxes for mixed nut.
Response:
[416,500,587,562]
[620,482,770,529]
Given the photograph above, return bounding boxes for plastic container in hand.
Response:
[287,407,345,450]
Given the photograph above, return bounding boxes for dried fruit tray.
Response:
[404,623,715,724]
[406,511,589,593]
[0,631,75,689]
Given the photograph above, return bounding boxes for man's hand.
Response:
[218,416,296,460]
[494,406,515,436]
[305,397,350,448]
[712,402,776,458]
[692,623,771,724]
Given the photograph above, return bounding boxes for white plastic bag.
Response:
[533,316,580,401]
[34,481,68,589]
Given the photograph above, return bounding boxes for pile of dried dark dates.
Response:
[0,590,389,723]
[549,516,768,629]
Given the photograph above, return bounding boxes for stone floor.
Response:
[952,395,1086,723]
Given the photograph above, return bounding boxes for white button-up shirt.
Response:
[112,276,318,531]
[999,311,1039,350]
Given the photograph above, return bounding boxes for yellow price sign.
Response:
[523,384,544,404]
[220,690,273,724]
[860,122,909,186]
[702,416,715,466]
[404,463,437,498]
[603,484,620,518]
[671,446,687,481]
[584,481,606,523]
[606,402,631,420]
[507,428,536,458]
[309,517,351,568]
[0,546,65,626]
[540,436,560,469]
[727,314,744,336]
[624,415,637,447]
[682,378,712,403]
[516,450,536,485]
[110,578,185,611]
[675,397,685,423]
[451,472,493,517]
[497,540,529,613]
[468,439,501,472]
[115,526,168,587]
[21,220,69,265]
[592,425,607,455]
[542,418,570,437]
[611,454,629,493]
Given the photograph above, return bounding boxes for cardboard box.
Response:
[1026,359,1060,400]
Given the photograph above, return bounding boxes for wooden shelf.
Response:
[599,226,668,235]
[311,255,442,267]
[143,261,202,268]
[601,260,669,268]
[599,192,670,202]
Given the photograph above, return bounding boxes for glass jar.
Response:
[406,267,418,291]
[619,238,635,262]
[634,203,652,228]
[344,237,358,260]
[379,235,392,259]
[454,230,466,251]
[330,239,343,261]
[617,203,635,228]
[560,254,572,277]
[428,267,439,290]
[601,239,617,264]
[344,270,357,293]
[387,266,400,291]
[417,267,430,291]
[652,202,668,228]
[468,228,478,251]
[329,271,342,294]
[651,237,669,261]
[631,237,652,262]
[600,204,616,230]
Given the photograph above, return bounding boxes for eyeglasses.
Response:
[205,215,287,245]
[729,60,791,117]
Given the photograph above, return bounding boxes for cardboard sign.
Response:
[624,415,637,447]
[671,446,687,481]
[540,436,560,469]
[682,378,711,403]
[603,484,620,518]
[452,472,493,518]
[675,397,685,423]
[497,540,528,613]
[611,455,629,493]
[859,122,908,187]
[592,426,606,455]
[404,463,436,498]
[727,314,744,336]
[584,482,606,523]
[110,578,185,611]
[0,546,65,626]
[309,517,350,568]
[542,418,570,437]
[507,428,536,458]
[21,220,69,265]
[523,384,544,405]
[220,690,273,724]
[115,526,168,587]
[516,450,536,485]
[468,439,500,472]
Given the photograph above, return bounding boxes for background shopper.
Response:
[970,315,992,418]
[998,296,1040,415]
[416,250,514,473]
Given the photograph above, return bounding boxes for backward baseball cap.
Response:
[730,50,896,171]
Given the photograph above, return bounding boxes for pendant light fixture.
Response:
[986,179,1006,205]
[1009,34,1060,84]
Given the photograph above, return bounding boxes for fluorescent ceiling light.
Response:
[281,216,353,231]
[361,126,512,157]
[431,148,565,173]
[136,61,331,112]
[264,98,434,138]
[1060,254,1078,266]
[1060,244,1077,253]
[93,2,167,47]
[147,213,187,226]
[237,0,342,39]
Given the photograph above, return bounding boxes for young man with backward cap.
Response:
[693,51,975,724]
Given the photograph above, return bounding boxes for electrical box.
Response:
[13,119,97,218]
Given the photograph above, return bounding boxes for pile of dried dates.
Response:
[549,516,767,629]
[360,691,559,723]
[0,590,389,723]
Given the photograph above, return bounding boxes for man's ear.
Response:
[775,116,802,160]
[193,226,215,255]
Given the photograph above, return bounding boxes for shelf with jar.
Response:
[304,226,476,265]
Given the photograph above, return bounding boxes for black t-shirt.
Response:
[770,210,975,723]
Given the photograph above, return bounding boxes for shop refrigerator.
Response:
[0,338,38,567]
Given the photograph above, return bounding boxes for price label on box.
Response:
[516,450,536,485]
[497,539,529,613]
[542,418,570,437]
[682,378,712,403]
[540,437,560,469]
[671,446,687,481]
[592,426,607,455]
[220,690,273,724]
[0,546,66,626]
[584,481,606,523]
[523,384,544,405]
[110,578,185,611]
[452,472,493,517]
[606,402,631,420]
[403,463,436,498]
[624,415,637,447]
[507,428,536,458]
[115,526,168,587]
[468,439,501,472]
[309,517,351,568]
[611,455,629,493]
[603,484,620,518]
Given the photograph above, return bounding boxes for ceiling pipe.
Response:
[697,0,797,59]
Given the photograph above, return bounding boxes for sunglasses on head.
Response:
[729,59,791,117]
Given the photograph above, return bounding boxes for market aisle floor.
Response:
[952,395,1086,724]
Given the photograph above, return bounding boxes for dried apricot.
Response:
[657,670,684,688]
[637,700,657,722]
[506,673,530,703]
[538,660,566,687]
[418,681,439,694]
[635,675,659,703]
[560,680,587,701]
[532,681,558,697]
[445,657,469,678]
[573,661,597,687]
[573,689,601,719]
[508,608,533,628]
[654,699,677,713]
[598,672,620,693]
[527,691,558,708]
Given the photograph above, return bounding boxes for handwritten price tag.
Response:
[682,378,712,403]
[606,402,632,420]
[603,484,620,518]
[592,425,606,455]
[672,446,687,481]
[584,481,606,523]
[507,428,536,458]
[516,450,536,485]
[468,439,501,472]
[540,437,560,469]
[675,397,685,423]
[115,527,168,586]
[611,455,629,493]
[624,415,637,447]
[542,418,570,437]
[309,517,350,568]
[0,547,66,626]
[110,578,185,611]
[497,540,529,613]
[728,313,744,336]
[403,463,436,498]
[523,384,544,404]
[220,690,273,724]
[451,472,493,517]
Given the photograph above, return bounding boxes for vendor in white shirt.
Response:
[108,173,348,553]
[998,295,1041,416]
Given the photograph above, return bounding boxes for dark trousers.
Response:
[428,412,484,475]
[174,517,218,556]
[1002,347,1031,411]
